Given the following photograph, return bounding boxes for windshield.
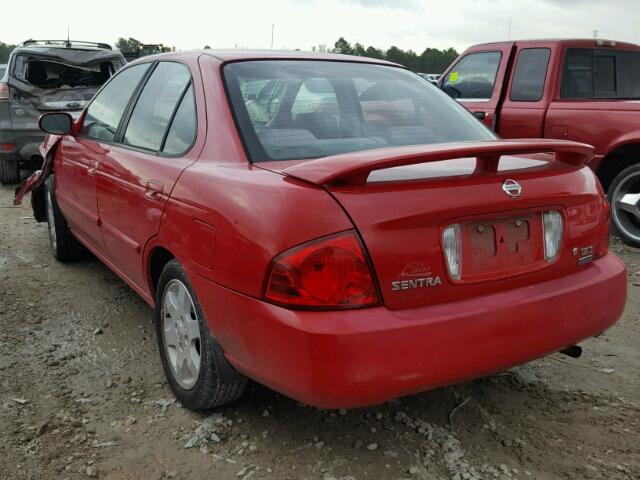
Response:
[223,60,495,162]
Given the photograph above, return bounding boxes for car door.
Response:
[55,63,151,250]
[440,44,514,129]
[497,46,554,138]
[97,61,200,290]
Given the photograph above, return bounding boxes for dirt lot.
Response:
[0,183,639,480]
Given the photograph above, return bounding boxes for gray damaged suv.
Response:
[0,40,125,183]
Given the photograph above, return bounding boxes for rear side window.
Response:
[81,63,150,142]
[562,48,640,99]
[510,48,551,101]
[123,62,191,151]
[162,84,196,155]
[442,51,502,100]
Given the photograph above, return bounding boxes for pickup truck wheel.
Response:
[155,260,247,410]
[608,164,640,247]
[44,176,85,261]
[0,157,20,184]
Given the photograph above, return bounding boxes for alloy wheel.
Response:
[161,279,202,390]
[612,170,640,244]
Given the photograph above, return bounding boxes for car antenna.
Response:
[66,27,71,48]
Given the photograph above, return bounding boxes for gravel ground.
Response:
[1,182,639,480]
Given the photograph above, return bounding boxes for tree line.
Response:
[1,38,459,74]
[0,42,17,64]
[332,37,458,74]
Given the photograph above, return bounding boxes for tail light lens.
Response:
[597,198,611,258]
[264,231,380,309]
[442,224,462,280]
[542,210,563,261]
[0,83,9,101]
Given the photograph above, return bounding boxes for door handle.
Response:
[472,111,487,120]
[145,180,164,200]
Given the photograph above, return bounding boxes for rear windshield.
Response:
[223,60,495,162]
[11,55,120,90]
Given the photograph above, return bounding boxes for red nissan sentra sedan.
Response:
[16,50,627,410]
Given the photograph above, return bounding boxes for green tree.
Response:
[115,37,142,53]
[331,37,458,74]
[353,43,366,56]
[0,42,17,64]
[333,37,353,55]
[365,46,384,59]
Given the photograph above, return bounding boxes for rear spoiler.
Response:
[282,139,594,186]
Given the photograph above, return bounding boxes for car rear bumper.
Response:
[0,128,44,162]
[190,253,627,408]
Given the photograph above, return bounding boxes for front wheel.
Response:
[44,176,85,261]
[608,164,640,247]
[155,260,247,410]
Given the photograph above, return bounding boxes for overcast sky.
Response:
[4,0,640,53]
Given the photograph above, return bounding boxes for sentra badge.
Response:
[392,262,442,291]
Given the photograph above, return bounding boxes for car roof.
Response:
[129,49,401,67]
[468,38,640,50]
[10,45,126,63]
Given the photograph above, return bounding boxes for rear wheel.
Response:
[44,176,85,261]
[0,157,20,184]
[608,164,640,247]
[155,260,247,410]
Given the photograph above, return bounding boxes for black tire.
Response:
[0,157,20,184]
[44,176,85,261]
[155,260,247,410]
[608,164,640,247]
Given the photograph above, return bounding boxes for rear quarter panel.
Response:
[544,101,640,169]
[146,55,353,303]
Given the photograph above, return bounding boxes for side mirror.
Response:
[39,112,73,135]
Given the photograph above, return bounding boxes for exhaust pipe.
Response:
[559,345,582,358]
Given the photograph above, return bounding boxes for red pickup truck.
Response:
[439,39,640,246]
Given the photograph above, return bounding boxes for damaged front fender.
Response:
[14,134,62,221]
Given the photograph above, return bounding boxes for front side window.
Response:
[123,62,191,151]
[562,48,640,99]
[510,48,551,102]
[224,60,496,162]
[442,51,502,100]
[81,63,150,142]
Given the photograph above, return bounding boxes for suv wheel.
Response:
[155,260,247,410]
[608,163,640,247]
[0,157,20,184]
[44,176,85,261]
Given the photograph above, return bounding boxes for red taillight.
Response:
[597,197,611,258]
[264,231,380,309]
[0,83,9,101]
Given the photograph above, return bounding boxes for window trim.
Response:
[442,50,503,101]
[158,81,197,158]
[508,47,551,102]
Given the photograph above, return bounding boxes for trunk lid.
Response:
[262,140,610,310]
